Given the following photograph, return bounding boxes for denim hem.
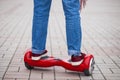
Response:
[68,50,81,56]
[32,49,46,54]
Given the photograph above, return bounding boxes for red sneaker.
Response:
[32,50,47,60]
[70,53,86,66]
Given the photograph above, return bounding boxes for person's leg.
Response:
[62,0,82,56]
[32,0,52,55]
[62,0,85,65]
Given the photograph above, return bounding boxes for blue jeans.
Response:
[32,0,82,56]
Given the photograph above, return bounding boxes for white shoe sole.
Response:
[71,59,83,66]
[32,54,47,60]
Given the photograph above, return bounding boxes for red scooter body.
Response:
[24,50,95,76]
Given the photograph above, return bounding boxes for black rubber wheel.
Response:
[24,62,34,70]
[84,69,91,76]
[84,58,95,76]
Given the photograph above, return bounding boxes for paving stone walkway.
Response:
[0,0,120,80]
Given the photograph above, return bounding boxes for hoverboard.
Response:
[24,50,95,76]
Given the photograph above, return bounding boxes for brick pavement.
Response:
[0,0,120,80]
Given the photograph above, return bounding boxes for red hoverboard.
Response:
[24,50,95,76]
